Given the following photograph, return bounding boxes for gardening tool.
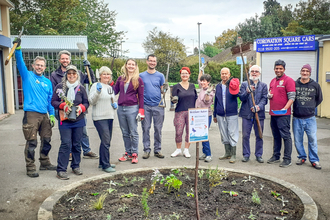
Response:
[237,36,263,139]
[5,15,34,65]
[271,109,287,115]
[77,42,92,86]
[158,63,170,108]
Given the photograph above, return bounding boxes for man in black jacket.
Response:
[292,64,323,169]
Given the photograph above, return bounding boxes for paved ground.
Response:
[0,102,329,220]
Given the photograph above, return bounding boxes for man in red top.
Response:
[267,60,296,168]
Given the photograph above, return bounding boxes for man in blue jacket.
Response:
[239,65,268,163]
[13,38,56,178]
[213,67,240,163]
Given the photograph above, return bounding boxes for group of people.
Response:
[14,37,323,180]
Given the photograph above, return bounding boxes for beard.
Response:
[250,76,260,81]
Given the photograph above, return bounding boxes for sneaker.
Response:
[27,172,39,178]
[118,152,133,162]
[199,153,206,160]
[242,157,250,162]
[72,168,83,175]
[154,152,165,159]
[256,157,264,163]
[40,164,57,170]
[132,153,138,164]
[83,151,99,159]
[142,152,150,159]
[296,158,306,165]
[279,159,292,168]
[103,167,116,173]
[204,156,212,162]
[57,171,69,180]
[183,148,191,158]
[267,156,280,164]
[312,161,322,170]
[98,164,116,169]
[171,149,182,157]
[69,153,72,161]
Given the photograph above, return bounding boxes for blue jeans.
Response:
[141,105,164,153]
[117,105,139,156]
[242,118,264,158]
[57,127,83,172]
[202,116,212,156]
[293,116,319,163]
[81,116,91,154]
[270,115,292,160]
[94,119,113,169]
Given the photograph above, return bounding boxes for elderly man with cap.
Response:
[213,67,240,163]
[293,64,323,169]
[50,50,98,159]
[239,65,268,163]
[13,38,56,178]
[267,60,296,168]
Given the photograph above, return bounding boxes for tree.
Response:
[142,27,187,66]
[10,0,86,35]
[214,29,237,49]
[201,42,222,57]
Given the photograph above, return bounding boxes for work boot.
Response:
[219,144,231,160]
[229,146,236,163]
[27,171,39,178]
[39,164,57,170]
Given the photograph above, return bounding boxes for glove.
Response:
[111,102,118,109]
[246,85,255,93]
[96,82,102,92]
[206,84,215,95]
[267,90,273,99]
[49,115,55,128]
[171,96,178,104]
[136,108,145,122]
[109,80,114,86]
[76,104,86,117]
[13,37,21,50]
[251,105,260,113]
[83,60,91,67]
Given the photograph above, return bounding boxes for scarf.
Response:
[66,80,79,103]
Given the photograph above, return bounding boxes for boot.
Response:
[219,144,231,160]
[229,146,236,163]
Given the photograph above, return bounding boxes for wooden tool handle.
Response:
[5,43,18,65]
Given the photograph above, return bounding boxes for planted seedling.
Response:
[165,174,182,193]
[106,188,116,194]
[150,169,165,194]
[141,188,150,217]
[260,184,264,190]
[241,175,256,184]
[67,193,83,203]
[186,188,194,198]
[222,191,239,197]
[275,217,287,220]
[138,177,146,181]
[216,207,220,217]
[231,179,237,186]
[271,190,281,198]
[106,214,111,220]
[277,196,289,207]
[130,177,137,183]
[205,166,228,189]
[252,189,261,205]
[123,176,129,183]
[198,169,205,179]
[248,209,258,220]
[92,193,107,210]
[121,193,139,198]
[171,168,184,176]
[280,210,289,215]
[90,192,99,196]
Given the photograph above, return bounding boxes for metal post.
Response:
[198,23,201,70]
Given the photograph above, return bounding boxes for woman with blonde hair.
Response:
[89,66,118,173]
[114,59,144,164]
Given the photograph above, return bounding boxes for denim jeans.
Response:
[270,115,292,160]
[81,116,91,154]
[242,118,264,158]
[141,105,164,153]
[57,127,83,172]
[94,119,113,169]
[292,116,319,163]
[117,105,139,156]
[202,115,212,156]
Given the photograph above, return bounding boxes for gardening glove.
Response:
[136,108,145,122]
[171,96,178,104]
[83,60,91,67]
[59,102,72,114]
[49,115,55,128]
[251,105,260,113]
[96,82,102,92]
[13,37,21,50]
[206,84,215,95]
[111,102,118,109]
[109,80,114,86]
[76,104,86,117]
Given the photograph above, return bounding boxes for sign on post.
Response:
[201,57,205,64]
[188,108,209,143]
[236,56,247,65]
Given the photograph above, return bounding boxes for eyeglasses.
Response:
[67,72,77,75]
[250,70,259,73]
[34,64,45,67]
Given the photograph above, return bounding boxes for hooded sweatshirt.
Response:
[293,78,323,119]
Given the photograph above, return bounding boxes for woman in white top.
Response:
[89,66,118,173]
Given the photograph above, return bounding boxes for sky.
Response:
[105,0,301,58]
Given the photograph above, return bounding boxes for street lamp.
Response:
[197,22,202,71]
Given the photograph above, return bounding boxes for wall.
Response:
[318,40,330,118]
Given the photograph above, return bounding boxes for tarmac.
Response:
[0,100,329,220]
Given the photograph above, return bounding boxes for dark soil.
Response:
[53,168,304,220]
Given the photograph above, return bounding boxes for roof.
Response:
[0,0,14,7]
[10,35,88,52]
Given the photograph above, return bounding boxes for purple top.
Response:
[114,76,144,109]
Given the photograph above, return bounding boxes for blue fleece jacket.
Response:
[15,50,54,116]
[213,83,238,117]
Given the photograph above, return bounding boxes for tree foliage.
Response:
[201,42,222,57]
[214,29,237,49]
[142,27,187,66]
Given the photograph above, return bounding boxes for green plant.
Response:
[277,196,289,207]
[92,193,107,210]
[205,166,228,189]
[186,192,194,198]
[121,193,138,198]
[198,169,205,179]
[164,174,182,193]
[130,177,137,183]
[106,214,111,220]
[271,190,281,198]
[106,188,116,194]
[216,207,220,217]
[150,169,165,194]
[171,168,183,176]
[252,189,261,205]
[141,188,150,217]
[231,179,237,186]
[90,192,99,196]
[67,193,83,203]
[280,210,288,215]
[222,191,239,197]
[123,176,129,183]
[248,209,258,219]
[117,204,128,212]
[138,177,146,181]
[242,175,256,184]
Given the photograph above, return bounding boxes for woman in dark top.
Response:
[114,59,144,164]
[51,65,89,180]
[170,67,197,158]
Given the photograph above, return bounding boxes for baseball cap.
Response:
[66,65,78,72]
[229,78,240,95]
